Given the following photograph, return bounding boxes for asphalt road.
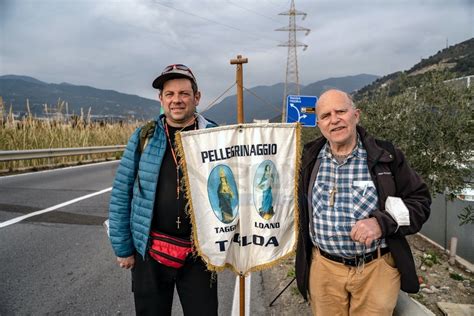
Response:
[0,161,257,315]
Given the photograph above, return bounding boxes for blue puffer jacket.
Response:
[108,114,217,258]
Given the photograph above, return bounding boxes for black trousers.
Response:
[132,253,218,316]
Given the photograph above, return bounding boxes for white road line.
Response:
[231,274,251,316]
[0,187,112,228]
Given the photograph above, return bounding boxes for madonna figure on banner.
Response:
[217,168,235,223]
[207,164,239,224]
[254,160,279,220]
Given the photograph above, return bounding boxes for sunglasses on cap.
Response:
[153,63,197,90]
[161,64,195,78]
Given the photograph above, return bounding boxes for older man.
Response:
[295,89,431,315]
[108,64,218,315]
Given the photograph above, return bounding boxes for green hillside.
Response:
[355,38,474,99]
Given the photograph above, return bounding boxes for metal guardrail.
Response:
[0,145,126,162]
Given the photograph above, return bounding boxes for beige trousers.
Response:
[309,248,400,316]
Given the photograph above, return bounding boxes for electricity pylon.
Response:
[275,0,310,122]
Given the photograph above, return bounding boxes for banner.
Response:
[176,123,301,275]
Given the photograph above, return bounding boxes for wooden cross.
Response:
[329,186,337,207]
[230,55,248,124]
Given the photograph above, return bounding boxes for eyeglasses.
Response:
[161,64,195,78]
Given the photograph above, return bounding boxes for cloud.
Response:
[1,0,472,109]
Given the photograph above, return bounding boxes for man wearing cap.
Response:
[295,89,431,315]
[108,64,218,315]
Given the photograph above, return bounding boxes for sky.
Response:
[1,0,473,111]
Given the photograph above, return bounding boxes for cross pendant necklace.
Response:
[164,118,197,229]
[165,122,182,229]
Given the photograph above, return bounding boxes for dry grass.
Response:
[0,101,140,171]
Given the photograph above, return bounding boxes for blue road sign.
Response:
[286,95,318,127]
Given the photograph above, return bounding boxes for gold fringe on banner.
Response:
[175,131,224,272]
[175,123,303,276]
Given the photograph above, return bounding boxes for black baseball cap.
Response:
[152,64,198,90]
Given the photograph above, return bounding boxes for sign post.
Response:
[286,95,318,127]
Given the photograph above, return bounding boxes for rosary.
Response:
[164,118,197,229]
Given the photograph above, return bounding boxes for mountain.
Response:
[300,74,380,96]
[0,75,45,85]
[202,74,379,124]
[0,75,161,119]
[202,82,285,125]
[355,37,474,98]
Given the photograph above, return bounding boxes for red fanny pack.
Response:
[148,231,192,269]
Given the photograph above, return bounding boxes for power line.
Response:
[204,84,284,119]
[152,1,281,44]
[202,82,237,111]
[153,1,248,34]
[226,0,281,24]
[242,86,282,115]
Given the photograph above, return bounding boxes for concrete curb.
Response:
[394,291,435,316]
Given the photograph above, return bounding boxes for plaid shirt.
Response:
[311,138,386,257]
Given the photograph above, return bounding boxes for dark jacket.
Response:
[295,125,431,300]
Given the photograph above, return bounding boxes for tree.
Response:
[357,72,473,195]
